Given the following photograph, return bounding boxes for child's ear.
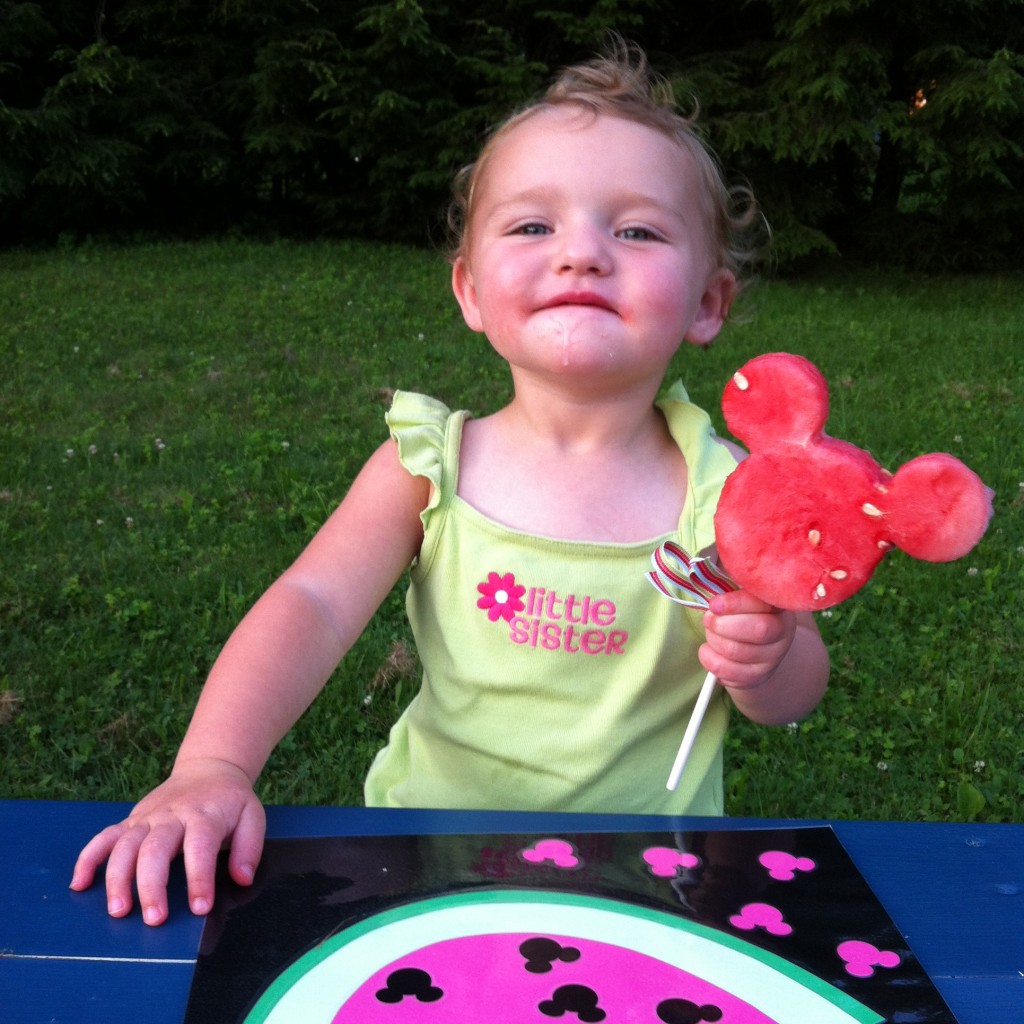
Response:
[684,268,737,346]
[452,257,484,333]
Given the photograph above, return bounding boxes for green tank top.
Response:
[363,383,738,815]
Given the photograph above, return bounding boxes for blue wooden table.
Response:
[2,800,1022,1022]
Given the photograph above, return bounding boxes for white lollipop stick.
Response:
[645,542,738,793]
[666,670,717,791]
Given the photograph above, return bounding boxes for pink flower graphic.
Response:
[477,571,526,623]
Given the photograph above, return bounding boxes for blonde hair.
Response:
[447,41,762,285]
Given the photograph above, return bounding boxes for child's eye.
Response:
[510,222,550,236]
[618,226,662,242]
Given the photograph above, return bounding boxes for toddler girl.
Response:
[72,42,829,925]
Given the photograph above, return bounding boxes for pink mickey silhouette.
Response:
[642,847,700,878]
[714,353,993,610]
[837,939,901,978]
[728,902,792,936]
[521,839,581,869]
[758,851,816,882]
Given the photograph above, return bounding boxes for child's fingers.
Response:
[181,813,234,918]
[699,637,772,681]
[132,821,181,926]
[72,820,157,920]
[177,794,265,917]
[70,822,127,893]
[700,603,797,689]
[227,797,266,889]
[704,609,790,650]
[102,822,158,920]
[707,589,775,616]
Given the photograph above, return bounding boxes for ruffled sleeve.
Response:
[658,380,740,555]
[385,390,456,534]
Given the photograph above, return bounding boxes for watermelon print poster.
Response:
[183,827,958,1023]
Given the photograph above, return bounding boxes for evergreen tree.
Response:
[1,0,1021,267]
[669,0,1024,266]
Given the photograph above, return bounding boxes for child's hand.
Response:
[698,590,828,726]
[70,759,265,926]
[699,590,797,691]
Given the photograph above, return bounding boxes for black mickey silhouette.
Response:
[520,937,583,973]
[538,983,607,1021]
[657,997,724,1023]
[375,967,444,1004]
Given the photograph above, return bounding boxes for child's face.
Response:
[452,107,735,391]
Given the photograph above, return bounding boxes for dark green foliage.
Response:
[1,0,1022,267]
[658,0,1024,267]
[0,0,562,244]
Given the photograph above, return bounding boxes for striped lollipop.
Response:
[646,541,738,793]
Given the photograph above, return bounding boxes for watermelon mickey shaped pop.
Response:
[713,352,993,611]
[649,351,993,791]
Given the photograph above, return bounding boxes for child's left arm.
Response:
[699,590,829,725]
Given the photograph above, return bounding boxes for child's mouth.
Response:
[541,291,616,313]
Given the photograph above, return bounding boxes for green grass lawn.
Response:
[1,239,1021,821]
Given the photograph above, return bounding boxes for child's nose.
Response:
[556,222,611,275]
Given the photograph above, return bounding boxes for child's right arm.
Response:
[70,439,430,925]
